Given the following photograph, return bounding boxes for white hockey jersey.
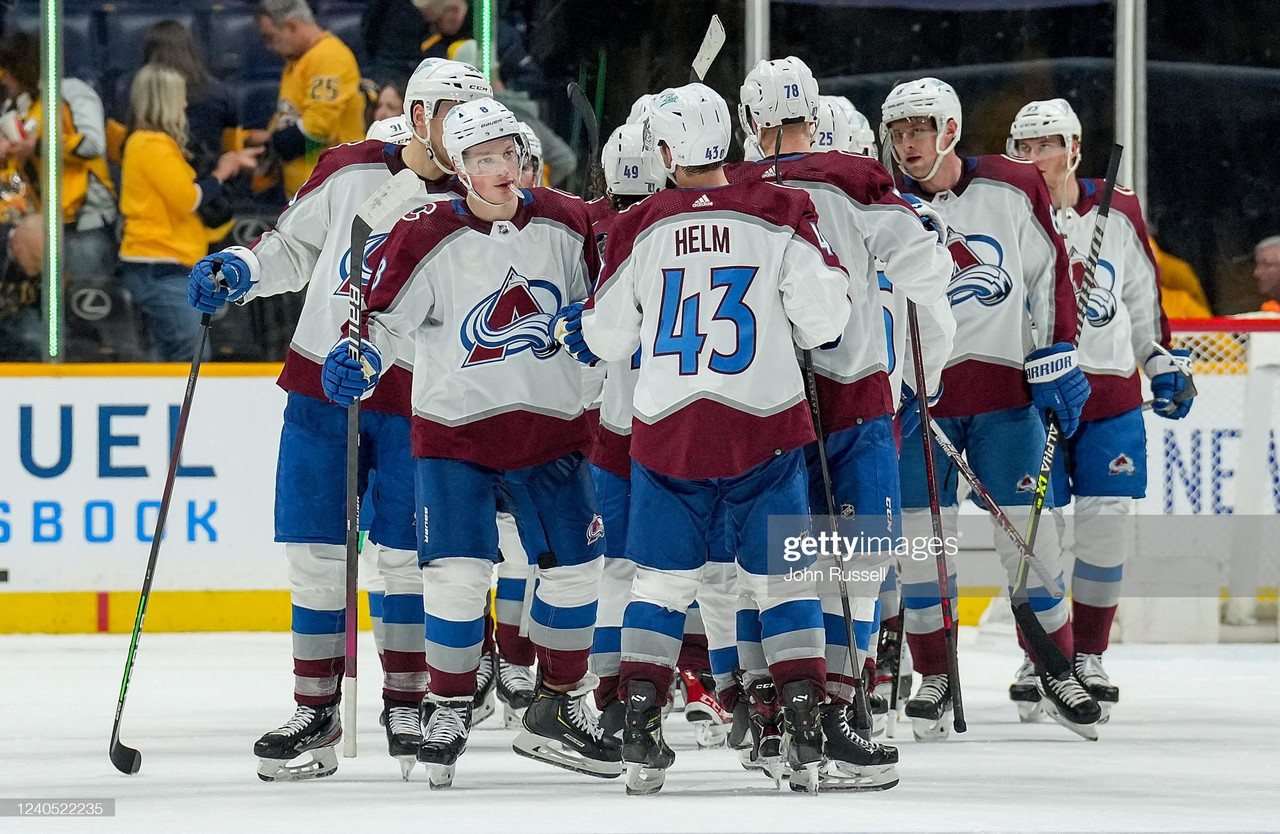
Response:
[580,181,851,481]
[1063,179,1170,421]
[238,140,463,415]
[726,151,956,432]
[362,188,597,471]
[899,155,1077,418]
[583,199,639,480]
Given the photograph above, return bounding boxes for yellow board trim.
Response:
[0,363,283,377]
[3,587,1276,634]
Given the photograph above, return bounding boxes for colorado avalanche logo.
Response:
[1109,454,1136,476]
[586,514,605,545]
[1073,257,1118,327]
[333,232,390,296]
[945,232,1014,308]
[460,267,562,366]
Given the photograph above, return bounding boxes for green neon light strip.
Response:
[479,0,493,82]
[44,0,61,359]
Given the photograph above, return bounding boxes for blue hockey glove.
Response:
[1145,347,1194,419]
[188,249,255,313]
[1025,342,1091,438]
[550,302,601,365]
[322,339,383,406]
[896,383,942,439]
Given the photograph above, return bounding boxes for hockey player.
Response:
[556,82,852,794]
[1006,98,1193,721]
[518,121,543,188]
[731,56,955,787]
[186,57,492,782]
[327,97,619,788]
[830,96,878,157]
[880,77,1100,739]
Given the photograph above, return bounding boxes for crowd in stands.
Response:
[0,0,1267,362]
[0,0,570,362]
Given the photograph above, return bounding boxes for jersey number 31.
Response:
[656,266,758,375]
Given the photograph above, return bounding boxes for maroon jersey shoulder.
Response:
[970,153,1053,200]
[727,153,896,206]
[528,187,593,238]
[293,140,396,202]
[585,196,614,226]
[1077,179,1150,236]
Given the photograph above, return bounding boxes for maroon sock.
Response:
[495,623,537,667]
[1072,602,1117,656]
[677,632,710,671]
[906,629,949,676]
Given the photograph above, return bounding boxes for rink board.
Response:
[0,366,1267,633]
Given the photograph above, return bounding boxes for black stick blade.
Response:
[110,740,141,775]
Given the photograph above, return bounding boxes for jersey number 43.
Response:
[655,266,758,375]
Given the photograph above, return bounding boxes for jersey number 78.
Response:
[655,266,758,375]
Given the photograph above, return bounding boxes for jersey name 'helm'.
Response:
[403,58,493,173]
[366,115,413,145]
[603,123,665,197]
[442,97,528,204]
[644,83,731,177]
[1007,98,1083,174]
[738,56,820,141]
[831,96,876,156]
[879,77,962,181]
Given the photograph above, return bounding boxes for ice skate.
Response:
[622,680,675,795]
[1075,653,1118,724]
[779,680,823,794]
[1010,654,1044,723]
[905,674,952,742]
[818,702,899,791]
[513,679,623,778]
[382,699,423,780]
[254,703,341,782]
[1036,670,1101,741]
[417,696,471,789]
[727,695,751,753]
[496,658,537,729]
[679,668,731,748]
[740,678,785,785]
[471,652,497,727]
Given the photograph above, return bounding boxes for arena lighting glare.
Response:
[43,0,62,359]
[479,0,493,82]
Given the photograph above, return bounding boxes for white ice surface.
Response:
[1,631,1277,833]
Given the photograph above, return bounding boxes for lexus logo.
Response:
[69,286,112,321]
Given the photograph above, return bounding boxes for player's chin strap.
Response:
[460,171,520,209]
[415,123,457,175]
[889,116,958,184]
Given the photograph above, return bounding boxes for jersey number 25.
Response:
[655,266,758,375]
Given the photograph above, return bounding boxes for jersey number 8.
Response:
[655,266,758,375]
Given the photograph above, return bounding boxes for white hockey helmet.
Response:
[403,58,493,172]
[518,121,543,169]
[814,95,853,153]
[644,83,731,176]
[738,56,820,140]
[879,77,962,179]
[602,122,665,197]
[627,93,657,126]
[366,114,413,145]
[832,96,876,156]
[1007,98,1082,172]
[442,98,528,203]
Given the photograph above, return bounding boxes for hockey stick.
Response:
[342,168,424,759]
[884,594,906,739]
[110,262,220,775]
[689,15,726,83]
[906,302,965,732]
[567,82,602,200]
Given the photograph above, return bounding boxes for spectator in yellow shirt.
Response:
[246,0,364,197]
[0,30,118,287]
[119,65,259,361]
[1150,236,1212,319]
